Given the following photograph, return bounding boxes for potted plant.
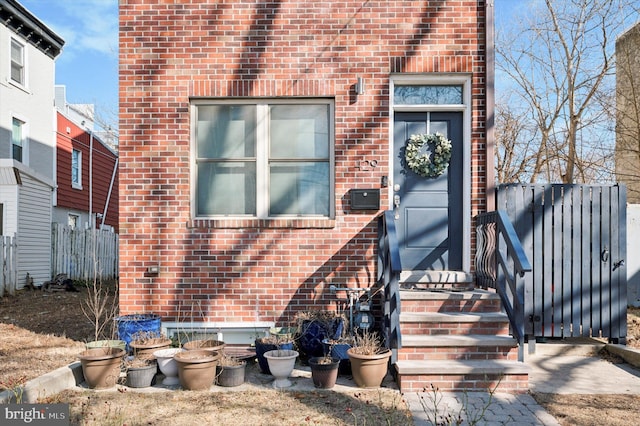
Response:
[115,313,162,352]
[263,348,299,389]
[322,334,355,375]
[216,354,246,387]
[308,349,340,389]
[77,266,124,389]
[255,334,294,375]
[346,330,391,388]
[129,331,172,358]
[174,349,222,390]
[153,347,184,386]
[125,356,157,388]
[183,338,226,354]
[294,311,346,360]
[77,346,126,389]
[81,276,124,351]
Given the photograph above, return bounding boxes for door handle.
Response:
[393,195,400,220]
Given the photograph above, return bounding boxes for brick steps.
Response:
[393,286,528,393]
[395,359,529,393]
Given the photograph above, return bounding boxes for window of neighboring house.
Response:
[11,39,25,85]
[12,118,24,162]
[68,214,79,229]
[72,149,82,189]
[193,100,334,218]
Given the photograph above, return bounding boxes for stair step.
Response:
[402,335,516,348]
[400,289,500,301]
[395,359,529,376]
[395,359,529,393]
[400,289,504,313]
[400,270,473,283]
[400,312,511,336]
[400,311,508,323]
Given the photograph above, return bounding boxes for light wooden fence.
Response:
[51,224,119,281]
[0,234,18,297]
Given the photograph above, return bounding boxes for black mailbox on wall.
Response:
[350,189,380,210]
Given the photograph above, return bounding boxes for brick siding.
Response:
[119,0,489,324]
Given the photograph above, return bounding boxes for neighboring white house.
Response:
[0,0,64,288]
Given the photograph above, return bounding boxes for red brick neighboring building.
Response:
[55,111,119,232]
[119,1,494,338]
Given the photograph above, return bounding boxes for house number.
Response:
[356,159,378,171]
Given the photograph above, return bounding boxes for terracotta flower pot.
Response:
[174,349,221,390]
[183,339,225,354]
[85,340,126,352]
[130,338,172,358]
[309,356,340,389]
[78,347,125,389]
[346,348,392,388]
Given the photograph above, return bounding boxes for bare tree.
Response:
[495,100,540,183]
[496,0,638,183]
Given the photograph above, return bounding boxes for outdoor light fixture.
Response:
[355,77,365,95]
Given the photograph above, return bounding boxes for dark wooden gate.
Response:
[496,184,627,342]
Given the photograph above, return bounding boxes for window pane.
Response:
[430,121,448,138]
[12,118,23,162]
[394,85,463,105]
[270,105,329,159]
[72,150,80,184]
[11,40,24,84]
[197,162,256,215]
[197,105,256,159]
[269,162,329,215]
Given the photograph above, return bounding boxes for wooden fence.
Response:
[51,224,119,281]
[0,234,18,297]
[496,184,627,342]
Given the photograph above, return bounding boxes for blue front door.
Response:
[393,112,463,271]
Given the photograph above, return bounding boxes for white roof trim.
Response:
[0,159,55,188]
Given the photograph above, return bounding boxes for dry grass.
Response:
[41,388,411,426]
[2,287,640,425]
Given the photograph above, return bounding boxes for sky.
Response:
[15,0,520,130]
[18,0,119,122]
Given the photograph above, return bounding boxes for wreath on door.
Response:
[404,133,452,178]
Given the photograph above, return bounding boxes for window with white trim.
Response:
[68,214,79,229]
[11,39,25,85]
[72,149,82,188]
[193,100,334,218]
[12,118,24,162]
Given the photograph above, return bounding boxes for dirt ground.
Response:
[1,285,640,425]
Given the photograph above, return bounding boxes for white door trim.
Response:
[388,74,472,272]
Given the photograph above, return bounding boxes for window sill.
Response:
[187,218,336,229]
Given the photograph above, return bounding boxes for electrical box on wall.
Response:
[350,189,380,210]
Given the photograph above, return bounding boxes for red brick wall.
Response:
[56,113,120,232]
[119,0,489,324]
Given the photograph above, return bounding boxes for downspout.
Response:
[101,158,118,229]
[89,130,93,228]
[485,0,496,211]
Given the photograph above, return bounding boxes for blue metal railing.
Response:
[378,210,402,364]
[475,210,532,361]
